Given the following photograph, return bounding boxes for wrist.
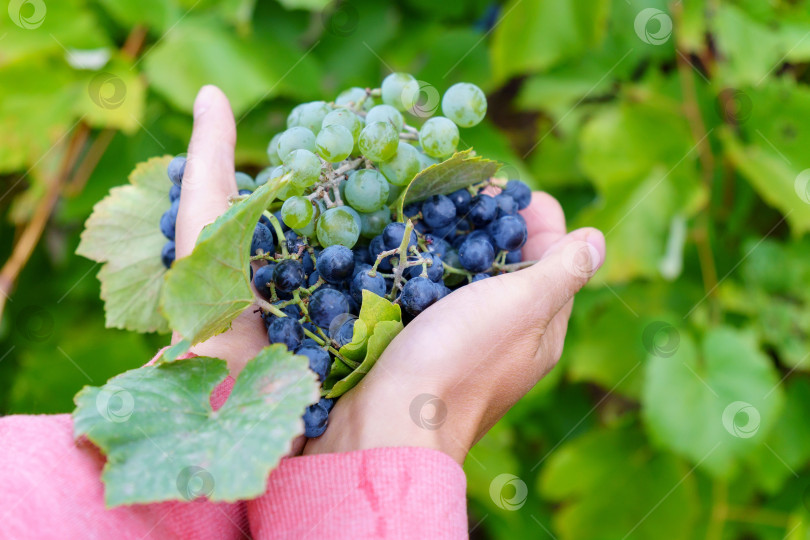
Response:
[303,376,473,463]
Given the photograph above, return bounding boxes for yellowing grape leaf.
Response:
[76,156,173,333]
[397,149,500,215]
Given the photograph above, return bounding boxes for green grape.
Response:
[281,196,314,230]
[255,167,274,187]
[316,207,360,248]
[235,172,256,191]
[381,72,419,112]
[284,149,322,188]
[269,165,285,179]
[344,169,389,212]
[336,87,373,111]
[441,83,487,128]
[417,151,439,170]
[322,108,363,141]
[359,208,392,238]
[287,101,332,134]
[418,117,458,158]
[366,104,404,133]
[358,121,398,161]
[344,205,362,230]
[277,127,316,161]
[379,142,420,186]
[316,124,354,163]
[294,219,316,237]
[267,133,283,166]
[386,182,404,205]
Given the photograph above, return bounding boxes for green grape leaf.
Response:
[72,345,319,507]
[276,0,330,9]
[326,320,403,399]
[397,149,500,215]
[642,326,785,478]
[540,422,699,540]
[745,378,810,493]
[323,291,403,398]
[76,156,173,333]
[160,175,289,345]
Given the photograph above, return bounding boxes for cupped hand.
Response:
[173,85,606,465]
[303,194,605,463]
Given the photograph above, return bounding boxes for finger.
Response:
[175,85,238,258]
[509,227,605,326]
[520,192,567,261]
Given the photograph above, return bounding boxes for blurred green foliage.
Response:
[1,0,810,538]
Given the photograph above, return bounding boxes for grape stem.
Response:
[388,220,415,300]
[263,211,289,257]
[492,260,537,272]
[399,132,419,141]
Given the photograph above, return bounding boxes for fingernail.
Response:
[194,85,217,119]
[586,231,605,270]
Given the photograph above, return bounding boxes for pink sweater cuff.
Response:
[248,446,468,540]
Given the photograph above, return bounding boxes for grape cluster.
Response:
[160,73,532,438]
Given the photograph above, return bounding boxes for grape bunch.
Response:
[159,73,532,438]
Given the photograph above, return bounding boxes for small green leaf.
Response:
[326,320,403,398]
[397,149,500,215]
[160,176,288,344]
[72,345,319,506]
[323,291,403,397]
[77,156,173,333]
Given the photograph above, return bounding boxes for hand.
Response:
[172,86,268,374]
[303,194,605,463]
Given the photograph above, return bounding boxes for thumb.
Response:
[507,227,605,327]
[175,85,238,258]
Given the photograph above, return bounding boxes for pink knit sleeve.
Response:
[247,447,468,540]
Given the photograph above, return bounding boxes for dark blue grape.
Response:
[421,195,457,229]
[303,402,328,437]
[495,193,518,217]
[354,247,373,267]
[400,276,439,316]
[275,302,302,319]
[334,318,356,347]
[167,156,186,186]
[369,235,393,272]
[320,397,336,412]
[404,252,443,282]
[274,210,290,232]
[459,237,495,273]
[350,268,387,303]
[317,245,355,284]
[238,189,253,196]
[487,215,528,252]
[253,264,276,299]
[169,184,181,203]
[424,234,450,257]
[309,288,350,329]
[472,273,491,282]
[468,194,497,227]
[299,338,320,349]
[308,270,322,287]
[267,316,304,350]
[403,203,421,219]
[296,345,331,382]
[302,250,317,277]
[285,229,306,253]
[251,223,276,256]
[503,180,531,210]
[448,188,472,213]
[506,250,522,264]
[161,240,175,268]
[382,222,418,250]
[258,214,273,230]
[160,199,179,240]
[434,281,452,300]
[413,221,430,235]
[273,260,304,292]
